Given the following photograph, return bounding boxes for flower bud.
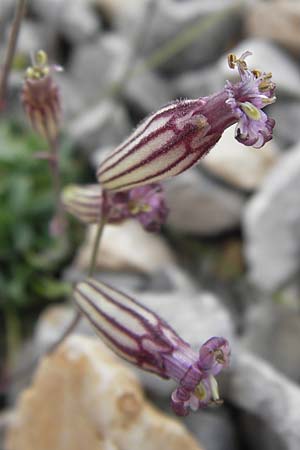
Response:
[74,278,230,416]
[62,182,168,231]
[21,50,62,143]
[97,52,276,192]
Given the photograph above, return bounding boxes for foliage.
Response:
[0,121,86,313]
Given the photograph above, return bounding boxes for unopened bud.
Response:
[21,50,62,143]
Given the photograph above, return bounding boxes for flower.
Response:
[226,52,276,148]
[97,52,276,192]
[74,278,230,416]
[62,182,168,231]
[21,50,62,143]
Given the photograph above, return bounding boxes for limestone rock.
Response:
[243,143,300,291]
[75,220,176,274]
[164,169,245,235]
[200,126,278,191]
[5,335,203,450]
[225,351,300,450]
[67,100,132,152]
[69,34,130,106]
[246,2,300,54]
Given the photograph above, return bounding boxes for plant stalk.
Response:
[0,0,27,107]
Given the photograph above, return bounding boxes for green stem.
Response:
[46,216,107,354]
[88,216,106,277]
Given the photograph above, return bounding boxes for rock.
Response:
[124,69,175,115]
[218,38,300,97]
[173,64,224,99]
[67,100,132,152]
[69,34,131,106]
[165,168,245,235]
[238,412,285,450]
[5,335,203,450]
[269,100,300,149]
[200,126,278,191]
[225,351,300,450]
[246,2,300,54]
[92,0,147,29]
[31,0,99,44]
[183,408,239,450]
[125,0,242,73]
[13,20,46,57]
[242,298,300,382]
[74,220,176,274]
[243,143,300,291]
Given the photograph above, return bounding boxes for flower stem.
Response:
[47,138,66,236]
[46,216,107,353]
[0,0,27,108]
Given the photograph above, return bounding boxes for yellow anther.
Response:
[227,53,237,69]
[36,50,48,66]
[209,375,220,402]
[240,102,261,120]
[214,349,225,364]
[194,382,207,401]
[259,80,272,92]
[252,69,261,78]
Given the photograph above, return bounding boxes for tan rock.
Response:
[75,220,176,273]
[5,335,203,450]
[201,126,278,191]
[246,2,300,54]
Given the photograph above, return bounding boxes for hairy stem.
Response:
[47,138,66,236]
[0,0,27,107]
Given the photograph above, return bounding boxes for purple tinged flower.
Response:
[62,182,168,231]
[127,183,169,231]
[97,52,276,192]
[74,278,230,416]
[21,50,62,143]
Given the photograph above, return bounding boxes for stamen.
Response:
[227,53,237,69]
[214,349,225,364]
[194,382,207,401]
[209,375,221,403]
[240,102,261,120]
[252,69,261,78]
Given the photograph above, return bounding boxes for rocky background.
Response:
[2,0,300,449]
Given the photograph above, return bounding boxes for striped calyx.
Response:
[97,100,220,191]
[62,182,168,231]
[62,184,103,224]
[74,278,230,416]
[21,50,62,143]
[97,52,276,191]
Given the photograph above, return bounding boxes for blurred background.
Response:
[1,0,300,449]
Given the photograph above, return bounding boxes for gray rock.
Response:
[183,408,239,450]
[67,100,132,152]
[246,1,300,54]
[219,38,300,98]
[12,20,46,56]
[243,144,300,291]
[225,351,300,450]
[31,0,99,44]
[239,413,285,450]
[122,0,242,73]
[165,168,245,235]
[173,64,224,99]
[242,298,300,382]
[124,68,175,115]
[201,126,278,191]
[70,34,131,106]
[269,100,300,149]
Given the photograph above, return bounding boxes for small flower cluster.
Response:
[74,278,230,416]
[62,182,168,232]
